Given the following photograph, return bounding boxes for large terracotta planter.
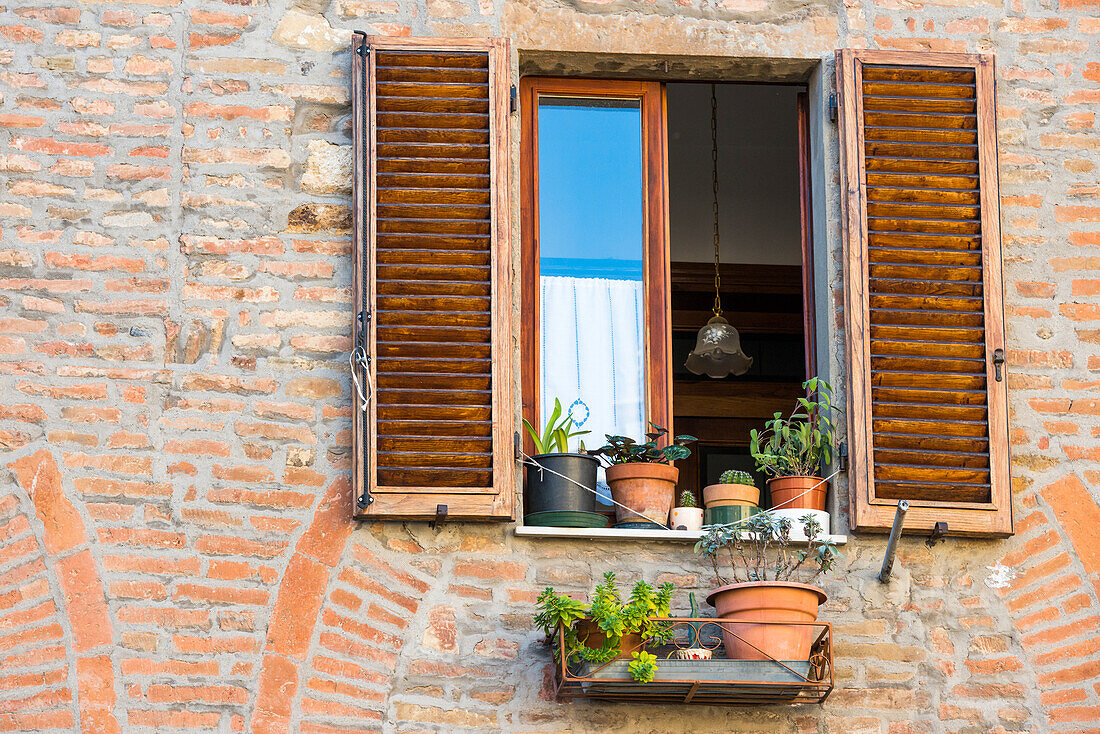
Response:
[703,482,760,508]
[574,619,644,659]
[605,463,678,526]
[768,475,828,511]
[706,581,826,661]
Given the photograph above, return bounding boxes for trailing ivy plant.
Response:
[694,512,841,588]
[749,377,840,478]
[534,572,675,683]
[591,424,697,466]
[522,398,590,455]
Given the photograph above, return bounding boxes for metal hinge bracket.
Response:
[993,348,1006,382]
[926,521,949,549]
[510,84,517,114]
[829,93,838,123]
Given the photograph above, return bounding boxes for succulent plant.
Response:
[718,469,755,486]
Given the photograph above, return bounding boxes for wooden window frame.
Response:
[519,77,672,451]
[352,35,515,521]
[836,49,1011,537]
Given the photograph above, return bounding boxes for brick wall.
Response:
[0,0,1098,732]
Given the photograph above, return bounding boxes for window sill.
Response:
[514,526,848,545]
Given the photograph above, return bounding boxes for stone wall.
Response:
[0,0,1098,732]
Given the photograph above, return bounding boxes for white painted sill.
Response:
[513,525,848,545]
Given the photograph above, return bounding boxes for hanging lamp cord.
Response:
[710,83,722,319]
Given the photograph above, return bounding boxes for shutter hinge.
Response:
[828,93,838,123]
[837,440,848,473]
[430,504,448,529]
[510,84,517,114]
[926,521,949,548]
[514,431,522,463]
[992,348,1006,382]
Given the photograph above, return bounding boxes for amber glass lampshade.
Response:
[684,315,753,378]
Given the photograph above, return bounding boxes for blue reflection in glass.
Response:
[537,97,644,280]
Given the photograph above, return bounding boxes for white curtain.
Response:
[539,275,646,453]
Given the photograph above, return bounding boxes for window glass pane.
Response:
[537,95,646,455]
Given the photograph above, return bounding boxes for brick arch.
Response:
[6,448,121,734]
[994,473,1100,727]
[249,475,438,733]
[249,475,356,734]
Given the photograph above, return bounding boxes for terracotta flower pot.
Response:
[574,619,644,659]
[703,483,760,508]
[706,581,827,661]
[605,463,678,526]
[768,475,828,512]
[670,506,703,531]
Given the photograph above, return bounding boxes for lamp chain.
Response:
[710,84,722,318]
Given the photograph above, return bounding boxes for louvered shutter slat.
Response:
[838,50,1011,536]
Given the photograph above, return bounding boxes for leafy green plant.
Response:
[591,424,696,466]
[535,572,675,683]
[523,398,589,455]
[718,469,755,486]
[694,511,841,588]
[749,377,840,478]
[677,490,697,509]
[628,650,659,684]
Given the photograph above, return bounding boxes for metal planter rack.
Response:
[553,618,833,705]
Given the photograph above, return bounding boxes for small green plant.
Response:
[694,511,841,588]
[628,650,659,684]
[591,424,696,466]
[718,469,755,486]
[535,572,675,683]
[522,398,589,455]
[677,490,697,509]
[749,377,840,478]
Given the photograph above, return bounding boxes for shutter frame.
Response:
[836,49,1012,537]
[352,35,516,521]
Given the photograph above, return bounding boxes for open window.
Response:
[520,78,815,511]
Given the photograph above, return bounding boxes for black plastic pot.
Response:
[525,453,599,514]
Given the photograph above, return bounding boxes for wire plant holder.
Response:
[553,617,833,705]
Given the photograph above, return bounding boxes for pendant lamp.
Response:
[684,84,753,379]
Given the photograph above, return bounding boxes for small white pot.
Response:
[670,507,704,531]
[768,509,830,540]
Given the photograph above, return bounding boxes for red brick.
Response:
[1042,475,1100,577]
[251,654,298,734]
[8,450,88,554]
[294,477,353,567]
[146,684,248,705]
[56,550,111,652]
[195,535,288,559]
[76,655,120,734]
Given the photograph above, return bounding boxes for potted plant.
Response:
[591,425,696,527]
[670,491,703,531]
[522,399,598,527]
[703,469,760,508]
[695,512,840,662]
[749,377,839,513]
[703,469,762,526]
[535,572,674,683]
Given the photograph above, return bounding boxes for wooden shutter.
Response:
[351,35,515,520]
[836,50,1011,537]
